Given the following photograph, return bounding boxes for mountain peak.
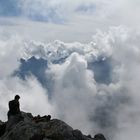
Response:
[0,112,106,140]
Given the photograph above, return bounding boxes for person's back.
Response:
[8,95,20,119]
[9,99,20,115]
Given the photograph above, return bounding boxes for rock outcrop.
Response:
[0,112,106,140]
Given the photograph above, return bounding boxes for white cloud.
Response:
[0,0,140,43]
[0,25,140,139]
[0,76,54,121]
[0,0,140,139]
[47,52,96,133]
[0,35,23,78]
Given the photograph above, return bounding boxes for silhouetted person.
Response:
[7,95,21,119]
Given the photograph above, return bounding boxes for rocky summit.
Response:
[0,112,106,140]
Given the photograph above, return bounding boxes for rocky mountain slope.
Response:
[0,112,106,140]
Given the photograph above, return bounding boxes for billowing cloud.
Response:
[0,0,140,140]
[0,26,140,140]
[0,76,54,121]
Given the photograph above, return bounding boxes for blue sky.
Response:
[0,0,21,16]
[0,0,96,22]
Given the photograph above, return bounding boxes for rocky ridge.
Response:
[0,112,106,140]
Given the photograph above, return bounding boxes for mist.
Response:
[0,26,140,140]
[1,0,140,140]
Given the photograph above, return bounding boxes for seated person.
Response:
[7,95,21,119]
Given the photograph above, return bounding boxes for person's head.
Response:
[14,95,20,101]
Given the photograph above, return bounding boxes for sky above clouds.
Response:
[0,0,140,42]
[0,1,140,140]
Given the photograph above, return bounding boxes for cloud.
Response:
[25,27,140,139]
[0,0,96,23]
[0,1,140,139]
[2,0,139,27]
[0,0,140,43]
[47,52,96,133]
[0,35,23,78]
[0,76,54,121]
[1,26,137,140]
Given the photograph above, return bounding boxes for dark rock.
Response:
[72,129,83,140]
[42,119,73,140]
[0,112,106,140]
[6,113,24,131]
[30,133,45,140]
[0,121,6,137]
[94,133,106,140]
[33,115,51,123]
[86,135,92,139]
